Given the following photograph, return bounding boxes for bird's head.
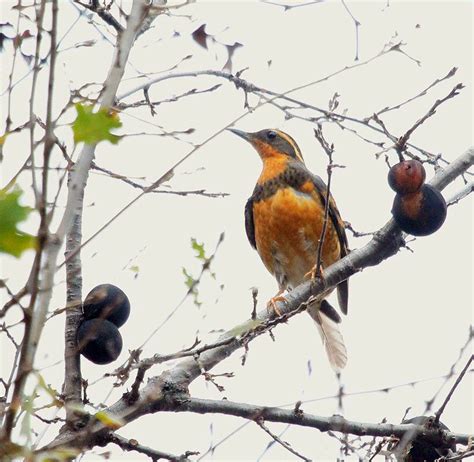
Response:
[228,128,304,163]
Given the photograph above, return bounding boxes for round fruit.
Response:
[392,184,447,236]
[83,284,130,328]
[77,319,123,365]
[388,160,426,194]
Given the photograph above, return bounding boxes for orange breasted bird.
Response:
[229,128,349,370]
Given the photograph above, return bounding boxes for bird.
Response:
[229,128,349,370]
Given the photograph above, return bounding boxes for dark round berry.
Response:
[388,160,426,194]
[83,284,130,328]
[77,319,123,365]
[392,184,447,236]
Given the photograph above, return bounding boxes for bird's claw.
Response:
[304,264,325,281]
[266,294,287,317]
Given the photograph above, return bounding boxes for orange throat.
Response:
[257,156,290,184]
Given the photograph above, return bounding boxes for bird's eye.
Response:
[266,130,277,141]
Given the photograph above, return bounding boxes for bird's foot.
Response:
[304,263,325,281]
[266,292,287,317]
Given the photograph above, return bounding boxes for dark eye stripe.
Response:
[276,130,304,162]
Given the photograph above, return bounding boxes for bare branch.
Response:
[313,125,336,277]
[90,162,228,198]
[116,60,451,166]
[109,433,194,461]
[73,0,124,33]
[340,0,361,60]
[177,397,471,446]
[396,83,465,153]
[447,182,474,206]
[375,67,458,117]
[261,0,324,11]
[435,355,474,425]
[1,0,59,440]
[256,418,311,461]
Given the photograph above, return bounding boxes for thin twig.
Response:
[447,182,474,206]
[397,84,465,152]
[261,0,324,11]
[256,418,311,461]
[116,59,451,166]
[375,67,458,117]
[434,355,474,424]
[340,0,361,61]
[1,0,58,440]
[444,449,474,461]
[313,125,335,277]
[109,433,194,462]
[90,162,228,198]
[73,0,124,32]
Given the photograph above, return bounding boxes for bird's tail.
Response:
[307,299,347,371]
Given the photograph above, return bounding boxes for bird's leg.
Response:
[266,288,287,317]
[304,262,325,281]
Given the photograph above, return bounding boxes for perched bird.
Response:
[229,128,349,370]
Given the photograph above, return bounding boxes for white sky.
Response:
[1,0,473,460]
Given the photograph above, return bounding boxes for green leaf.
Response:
[191,238,206,260]
[182,267,201,308]
[0,188,36,257]
[72,103,122,145]
[182,267,195,289]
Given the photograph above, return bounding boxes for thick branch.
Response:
[176,397,471,446]
[63,187,85,427]
[58,0,148,430]
[39,146,473,454]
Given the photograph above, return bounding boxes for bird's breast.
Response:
[253,186,340,289]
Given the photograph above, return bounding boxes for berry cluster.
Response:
[77,284,130,365]
[388,160,447,236]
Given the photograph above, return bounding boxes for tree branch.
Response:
[176,397,471,446]
[109,433,194,462]
[38,146,473,454]
[434,355,473,424]
[0,0,58,440]
[116,62,455,165]
[73,0,124,33]
[255,418,311,461]
[58,0,148,431]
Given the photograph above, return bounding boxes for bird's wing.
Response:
[309,172,349,256]
[305,170,349,314]
[307,300,347,371]
[244,197,257,250]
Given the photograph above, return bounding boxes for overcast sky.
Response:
[1,0,472,460]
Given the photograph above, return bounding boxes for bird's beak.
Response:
[227,128,253,143]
